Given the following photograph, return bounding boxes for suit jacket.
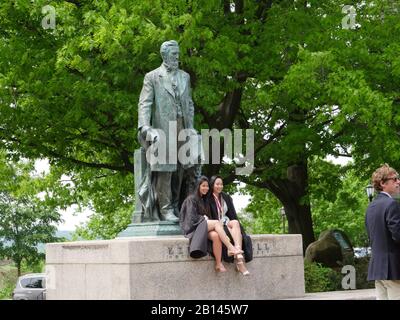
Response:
[138,64,194,172]
[365,192,400,280]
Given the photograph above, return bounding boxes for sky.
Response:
[34,155,351,231]
[34,159,92,231]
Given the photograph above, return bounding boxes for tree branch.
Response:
[0,130,130,173]
[223,0,231,14]
[45,148,129,172]
[237,108,250,129]
[254,122,286,154]
[218,87,244,130]
[255,0,274,22]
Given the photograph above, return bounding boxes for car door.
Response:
[25,277,45,300]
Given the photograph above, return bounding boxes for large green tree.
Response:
[243,158,370,247]
[0,151,61,275]
[1,1,400,249]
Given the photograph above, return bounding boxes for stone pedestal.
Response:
[45,234,305,300]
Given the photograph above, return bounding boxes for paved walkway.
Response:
[283,289,376,300]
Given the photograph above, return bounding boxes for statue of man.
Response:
[137,40,196,223]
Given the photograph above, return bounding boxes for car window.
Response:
[27,277,44,289]
[21,277,44,289]
[20,278,31,288]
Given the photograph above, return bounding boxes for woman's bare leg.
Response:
[227,220,242,249]
[226,221,249,275]
[208,231,225,271]
[206,220,241,254]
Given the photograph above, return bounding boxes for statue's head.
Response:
[160,40,180,70]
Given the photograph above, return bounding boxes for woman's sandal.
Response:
[235,255,250,276]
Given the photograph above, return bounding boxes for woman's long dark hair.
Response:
[194,176,211,217]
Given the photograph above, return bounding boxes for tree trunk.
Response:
[267,161,315,255]
[16,260,21,277]
[282,200,315,255]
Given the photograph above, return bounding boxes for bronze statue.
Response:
[137,40,198,223]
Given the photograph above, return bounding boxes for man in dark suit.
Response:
[365,164,400,299]
[137,40,196,222]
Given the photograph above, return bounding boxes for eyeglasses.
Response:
[386,177,400,182]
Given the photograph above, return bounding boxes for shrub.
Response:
[21,259,45,274]
[0,267,17,300]
[304,258,375,293]
[354,257,375,289]
[0,279,15,300]
[304,261,342,293]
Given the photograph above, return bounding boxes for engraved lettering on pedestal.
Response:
[62,244,109,250]
[166,244,190,260]
[256,242,263,255]
[254,242,270,256]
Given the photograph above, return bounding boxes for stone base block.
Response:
[45,234,305,300]
[117,221,182,237]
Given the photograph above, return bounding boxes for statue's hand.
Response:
[141,126,159,143]
[147,129,159,143]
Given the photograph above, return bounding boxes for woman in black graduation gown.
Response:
[179,176,243,272]
[209,175,250,275]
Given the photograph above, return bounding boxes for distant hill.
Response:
[55,230,74,241]
[37,230,75,253]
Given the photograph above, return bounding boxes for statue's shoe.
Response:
[162,212,179,223]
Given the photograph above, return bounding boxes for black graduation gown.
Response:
[179,195,211,259]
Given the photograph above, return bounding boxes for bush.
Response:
[21,259,45,274]
[0,279,16,300]
[304,261,342,293]
[0,266,17,300]
[354,257,375,289]
[304,258,375,293]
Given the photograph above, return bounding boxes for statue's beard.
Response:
[165,58,179,70]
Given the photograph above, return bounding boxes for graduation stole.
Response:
[213,193,223,220]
